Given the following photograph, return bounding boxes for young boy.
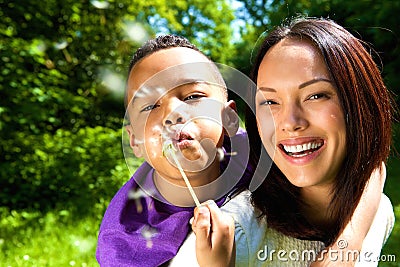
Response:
[96,35,252,266]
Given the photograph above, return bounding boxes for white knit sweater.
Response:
[170,190,394,267]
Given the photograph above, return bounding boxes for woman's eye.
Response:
[308,93,328,100]
[260,100,278,105]
[141,104,159,112]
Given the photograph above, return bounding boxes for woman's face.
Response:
[256,39,346,188]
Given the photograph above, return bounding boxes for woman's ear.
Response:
[222,100,239,137]
[125,125,143,158]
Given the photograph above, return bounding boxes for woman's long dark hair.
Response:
[246,17,393,245]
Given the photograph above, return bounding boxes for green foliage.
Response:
[141,0,236,64]
[380,124,400,266]
[0,126,129,212]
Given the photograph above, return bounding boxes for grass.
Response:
[0,208,100,266]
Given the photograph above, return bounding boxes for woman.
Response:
[192,17,395,266]
[248,17,394,264]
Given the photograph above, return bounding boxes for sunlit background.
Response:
[0,0,399,266]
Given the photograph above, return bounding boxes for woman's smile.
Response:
[278,137,325,164]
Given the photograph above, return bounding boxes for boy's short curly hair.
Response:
[125,34,227,108]
[128,35,200,74]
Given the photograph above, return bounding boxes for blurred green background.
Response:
[0,0,398,266]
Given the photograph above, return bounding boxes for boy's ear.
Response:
[222,100,239,137]
[125,125,143,158]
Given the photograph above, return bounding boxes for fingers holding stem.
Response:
[192,200,235,267]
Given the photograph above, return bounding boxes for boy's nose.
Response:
[164,116,184,125]
[163,97,188,126]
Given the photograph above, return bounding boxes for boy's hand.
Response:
[192,200,235,267]
[311,164,385,266]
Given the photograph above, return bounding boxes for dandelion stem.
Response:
[164,142,201,207]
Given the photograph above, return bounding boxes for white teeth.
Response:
[283,141,323,154]
[291,151,313,157]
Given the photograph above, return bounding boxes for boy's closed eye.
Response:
[140,104,160,112]
[184,93,206,101]
[139,94,205,112]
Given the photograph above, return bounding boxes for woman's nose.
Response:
[279,103,308,132]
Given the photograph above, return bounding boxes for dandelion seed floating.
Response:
[54,40,68,50]
[128,188,147,213]
[141,225,157,248]
[90,0,110,9]
[162,140,201,207]
[216,147,238,162]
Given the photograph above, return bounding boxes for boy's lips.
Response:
[174,131,194,142]
[171,130,195,149]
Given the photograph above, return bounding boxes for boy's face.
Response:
[125,47,237,186]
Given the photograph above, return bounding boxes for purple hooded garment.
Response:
[96,129,251,266]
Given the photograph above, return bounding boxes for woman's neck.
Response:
[300,184,335,228]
